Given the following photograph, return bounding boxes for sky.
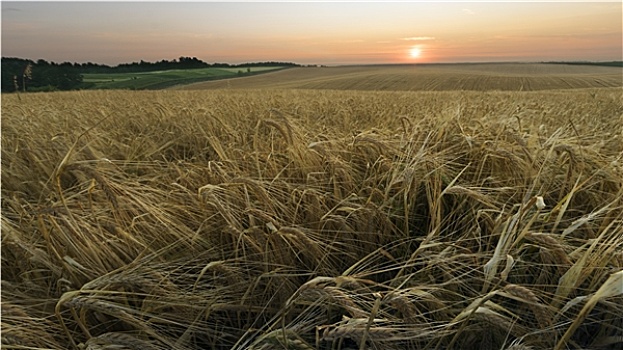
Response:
[1,1,621,66]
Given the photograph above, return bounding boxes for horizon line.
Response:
[3,56,622,69]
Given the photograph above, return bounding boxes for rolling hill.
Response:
[172,63,623,91]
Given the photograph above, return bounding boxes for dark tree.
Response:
[1,57,83,92]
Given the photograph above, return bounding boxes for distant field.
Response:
[172,63,623,91]
[82,66,286,90]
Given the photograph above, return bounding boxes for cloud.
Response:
[402,36,435,41]
[333,39,365,43]
[463,9,475,15]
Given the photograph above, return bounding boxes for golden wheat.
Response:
[2,87,622,349]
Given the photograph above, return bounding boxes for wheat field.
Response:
[2,87,622,349]
[173,64,623,91]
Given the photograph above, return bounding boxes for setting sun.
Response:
[409,46,422,59]
[1,2,621,66]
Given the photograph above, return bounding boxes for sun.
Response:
[409,46,422,59]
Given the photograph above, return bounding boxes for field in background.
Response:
[2,87,622,349]
[173,63,623,91]
[82,66,286,90]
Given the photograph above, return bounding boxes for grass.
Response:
[1,87,622,349]
[82,66,287,90]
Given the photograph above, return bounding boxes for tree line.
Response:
[2,58,83,92]
[1,56,301,92]
[544,61,623,68]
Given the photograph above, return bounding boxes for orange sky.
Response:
[2,1,621,65]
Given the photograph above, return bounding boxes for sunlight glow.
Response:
[409,46,422,59]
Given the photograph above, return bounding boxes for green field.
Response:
[82,66,286,90]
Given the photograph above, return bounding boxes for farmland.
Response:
[82,66,286,90]
[2,67,623,349]
[174,63,623,91]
